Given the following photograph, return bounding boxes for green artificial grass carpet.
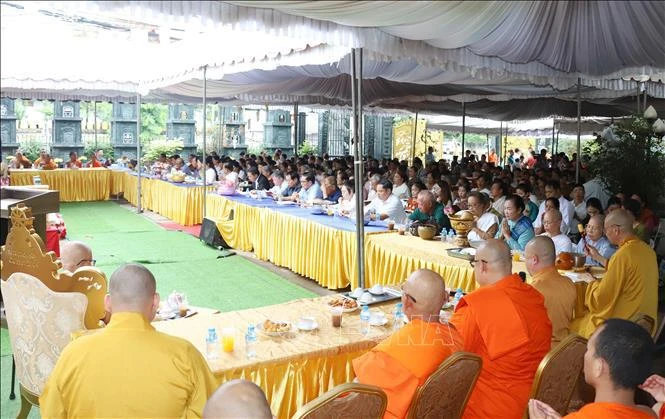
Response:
[1,201,316,418]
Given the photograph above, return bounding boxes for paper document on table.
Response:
[562,272,596,283]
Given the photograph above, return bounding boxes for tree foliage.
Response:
[142,139,184,163]
[140,104,168,143]
[297,141,318,156]
[584,115,665,206]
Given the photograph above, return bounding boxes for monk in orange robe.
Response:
[353,269,463,419]
[450,239,551,418]
[529,318,657,419]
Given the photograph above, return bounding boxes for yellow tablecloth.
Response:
[365,234,480,292]
[154,296,397,419]
[9,168,111,202]
[206,195,386,289]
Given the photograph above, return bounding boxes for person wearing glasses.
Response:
[352,269,463,419]
[576,215,616,267]
[450,239,551,419]
[571,209,658,339]
[60,241,96,273]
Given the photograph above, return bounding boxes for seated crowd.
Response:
[17,146,663,418]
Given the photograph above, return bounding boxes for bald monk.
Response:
[450,239,551,418]
[203,379,273,418]
[353,269,463,419]
[41,264,218,418]
[571,209,658,338]
[529,318,656,419]
[60,240,94,272]
[525,236,577,343]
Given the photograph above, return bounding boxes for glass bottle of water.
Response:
[453,288,464,308]
[360,305,371,335]
[392,303,404,332]
[245,324,257,359]
[205,327,219,360]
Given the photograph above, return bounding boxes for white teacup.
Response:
[359,292,373,303]
[298,316,316,329]
[351,287,364,298]
[369,284,384,295]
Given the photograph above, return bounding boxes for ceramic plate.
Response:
[297,321,319,331]
[257,321,292,337]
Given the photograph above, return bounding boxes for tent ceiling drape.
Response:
[2,1,664,120]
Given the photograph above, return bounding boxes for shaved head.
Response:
[524,236,556,275]
[60,241,93,273]
[475,239,512,285]
[402,269,447,319]
[203,379,272,419]
[605,208,634,232]
[107,264,158,319]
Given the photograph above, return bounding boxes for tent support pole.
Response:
[643,85,648,111]
[136,94,142,213]
[637,86,641,113]
[411,110,418,164]
[202,65,208,222]
[499,122,503,166]
[293,102,299,158]
[576,77,581,183]
[551,119,555,154]
[461,102,466,158]
[486,133,490,160]
[94,101,98,151]
[351,48,366,289]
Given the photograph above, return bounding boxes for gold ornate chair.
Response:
[406,352,482,419]
[631,313,656,338]
[292,383,388,419]
[0,204,107,418]
[526,334,587,417]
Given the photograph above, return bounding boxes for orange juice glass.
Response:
[222,328,235,352]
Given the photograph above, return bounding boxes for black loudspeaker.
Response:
[199,218,229,249]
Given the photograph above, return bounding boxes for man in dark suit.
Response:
[247,166,270,191]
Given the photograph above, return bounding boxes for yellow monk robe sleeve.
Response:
[184,345,220,419]
[40,346,73,418]
[353,351,420,419]
[584,254,625,329]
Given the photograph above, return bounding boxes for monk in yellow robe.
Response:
[450,239,551,418]
[529,318,657,419]
[525,236,577,343]
[571,209,658,338]
[353,269,463,419]
[41,264,218,418]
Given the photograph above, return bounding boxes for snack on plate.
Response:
[262,319,291,333]
[327,297,358,310]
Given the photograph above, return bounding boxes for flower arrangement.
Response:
[78,156,88,162]
[54,158,63,164]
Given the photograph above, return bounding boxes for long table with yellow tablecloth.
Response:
[153,296,397,419]
[364,233,590,316]
[9,168,211,226]
[206,194,390,289]
[9,168,112,201]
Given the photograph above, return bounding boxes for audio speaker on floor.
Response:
[199,217,230,249]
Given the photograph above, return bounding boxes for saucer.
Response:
[369,317,388,327]
[297,321,319,331]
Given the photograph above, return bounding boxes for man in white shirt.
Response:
[364,179,406,224]
[297,172,323,203]
[269,170,288,196]
[540,209,573,255]
[533,180,575,234]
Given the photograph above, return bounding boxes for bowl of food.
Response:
[417,225,437,240]
[555,252,575,270]
[257,319,292,336]
[327,296,359,312]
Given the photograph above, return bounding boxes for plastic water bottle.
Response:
[447,229,456,243]
[452,288,464,308]
[245,324,257,359]
[440,228,448,242]
[360,305,371,335]
[205,327,219,360]
[392,303,404,332]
